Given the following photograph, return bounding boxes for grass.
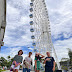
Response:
[0,70,6,72]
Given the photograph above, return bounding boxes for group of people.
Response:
[10,50,55,72]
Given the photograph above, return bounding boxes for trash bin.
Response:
[56,70,62,72]
[64,70,67,72]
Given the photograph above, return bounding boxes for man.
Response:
[23,52,32,72]
[44,52,55,72]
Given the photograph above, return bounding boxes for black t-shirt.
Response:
[45,57,55,67]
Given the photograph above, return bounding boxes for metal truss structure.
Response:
[29,0,61,70]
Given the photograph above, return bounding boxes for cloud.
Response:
[45,0,72,40]
[7,4,21,22]
[44,0,72,61]
[52,38,72,61]
[0,47,22,60]
[28,47,33,50]
[0,0,71,63]
[4,0,32,47]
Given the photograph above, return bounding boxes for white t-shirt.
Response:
[23,56,32,69]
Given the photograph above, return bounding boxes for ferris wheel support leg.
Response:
[52,43,61,70]
[0,30,1,49]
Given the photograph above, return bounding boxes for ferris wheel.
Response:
[29,0,52,55]
[29,0,61,70]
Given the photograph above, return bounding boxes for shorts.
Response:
[11,64,20,70]
[45,66,53,72]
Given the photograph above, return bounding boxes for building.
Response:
[0,0,6,48]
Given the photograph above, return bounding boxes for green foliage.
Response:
[20,65,22,68]
[0,56,14,69]
[0,57,7,67]
[60,48,72,70]
[0,70,6,72]
[7,56,11,59]
[68,49,72,64]
[61,66,68,70]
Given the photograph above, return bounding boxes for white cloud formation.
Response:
[4,0,32,47]
[46,0,72,39]
[0,0,72,63]
[45,0,72,61]
[52,38,72,61]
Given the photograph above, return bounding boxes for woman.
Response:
[11,50,23,72]
[35,53,45,72]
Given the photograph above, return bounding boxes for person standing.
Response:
[35,53,45,72]
[23,52,32,72]
[11,50,23,72]
[44,52,55,72]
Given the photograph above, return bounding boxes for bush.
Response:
[0,70,6,72]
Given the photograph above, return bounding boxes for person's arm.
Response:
[35,57,37,71]
[31,59,32,65]
[23,60,25,64]
[13,61,16,64]
[52,57,55,71]
[15,62,21,67]
[23,57,26,64]
[53,61,55,71]
[43,58,50,64]
[35,60,37,71]
[17,63,21,66]
[43,59,47,64]
[38,53,45,58]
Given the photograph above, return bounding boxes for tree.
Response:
[7,56,10,59]
[0,56,14,69]
[0,57,7,67]
[68,49,72,65]
[60,48,72,70]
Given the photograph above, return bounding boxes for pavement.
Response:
[3,70,35,72]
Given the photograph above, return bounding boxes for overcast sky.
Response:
[0,0,72,62]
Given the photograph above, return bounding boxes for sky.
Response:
[0,0,72,62]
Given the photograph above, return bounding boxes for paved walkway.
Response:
[3,70,34,72]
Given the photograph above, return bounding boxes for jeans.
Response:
[23,68,31,72]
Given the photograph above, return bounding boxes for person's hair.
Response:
[18,50,23,55]
[35,55,41,61]
[29,52,32,55]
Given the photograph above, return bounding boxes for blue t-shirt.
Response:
[45,57,55,67]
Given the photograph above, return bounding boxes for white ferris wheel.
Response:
[29,0,61,70]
